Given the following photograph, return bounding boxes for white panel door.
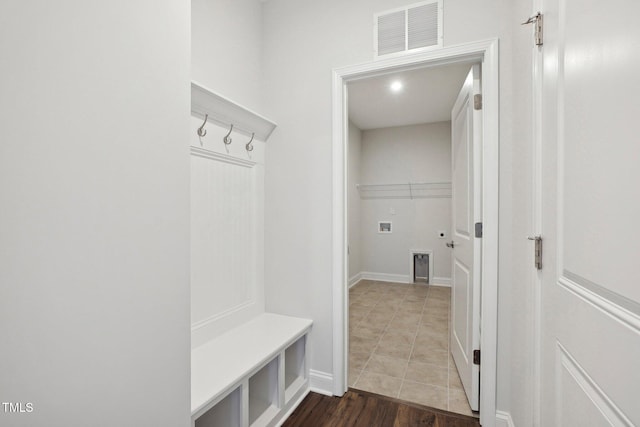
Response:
[450,65,481,412]
[539,1,640,425]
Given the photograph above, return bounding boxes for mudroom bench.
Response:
[191,313,313,427]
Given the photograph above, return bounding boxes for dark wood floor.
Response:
[283,389,480,427]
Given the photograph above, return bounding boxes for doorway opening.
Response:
[332,40,499,427]
[345,62,476,416]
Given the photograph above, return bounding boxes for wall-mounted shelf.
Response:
[191,81,277,141]
[356,182,452,199]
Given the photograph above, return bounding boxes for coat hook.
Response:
[197,114,208,137]
[246,133,255,152]
[223,124,233,145]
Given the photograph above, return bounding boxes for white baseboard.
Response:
[496,410,515,427]
[357,272,450,286]
[348,273,363,288]
[431,277,452,287]
[360,271,411,284]
[309,370,334,396]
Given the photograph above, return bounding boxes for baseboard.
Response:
[431,277,452,287]
[355,272,449,286]
[309,370,334,396]
[360,272,411,284]
[496,410,515,427]
[348,273,363,288]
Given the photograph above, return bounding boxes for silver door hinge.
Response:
[475,222,483,238]
[528,235,542,270]
[474,94,482,110]
[473,350,481,365]
[522,12,543,46]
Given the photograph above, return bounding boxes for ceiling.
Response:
[347,63,473,130]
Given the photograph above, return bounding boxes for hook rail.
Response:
[193,112,262,151]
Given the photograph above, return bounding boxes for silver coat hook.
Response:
[197,114,208,137]
[223,124,233,145]
[246,133,255,152]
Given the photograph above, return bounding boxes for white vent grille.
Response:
[377,11,406,56]
[408,3,439,49]
[374,0,442,59]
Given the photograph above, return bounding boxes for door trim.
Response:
[331,39,500,426]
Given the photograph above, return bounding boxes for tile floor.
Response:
[348,279,477,417]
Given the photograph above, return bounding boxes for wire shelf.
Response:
[356,182,452,199]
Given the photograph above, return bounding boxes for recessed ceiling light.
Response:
[390,81,403,92]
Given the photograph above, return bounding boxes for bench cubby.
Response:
[194,386,242,427]
[284,336,306,403]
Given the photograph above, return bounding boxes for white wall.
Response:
[359,123,452,282]
[192,0,263,112]
[0,1,191,426]
[347,121,362,284]
[261,0,537,423]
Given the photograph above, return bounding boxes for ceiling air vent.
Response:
[374,0,442,59]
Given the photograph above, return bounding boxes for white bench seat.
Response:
[191,313,313,426]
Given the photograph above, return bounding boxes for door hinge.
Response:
[475,222,483,238]
[473,349,481,365]
[474,94,482,110]
[522,12,543,46]
[528,235,542,270]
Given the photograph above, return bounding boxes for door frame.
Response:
[331,39,500,426]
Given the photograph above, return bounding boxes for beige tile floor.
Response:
[348,279,477,417]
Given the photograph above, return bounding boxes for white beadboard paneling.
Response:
[190,155,255,324]
[191,147,265,345]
